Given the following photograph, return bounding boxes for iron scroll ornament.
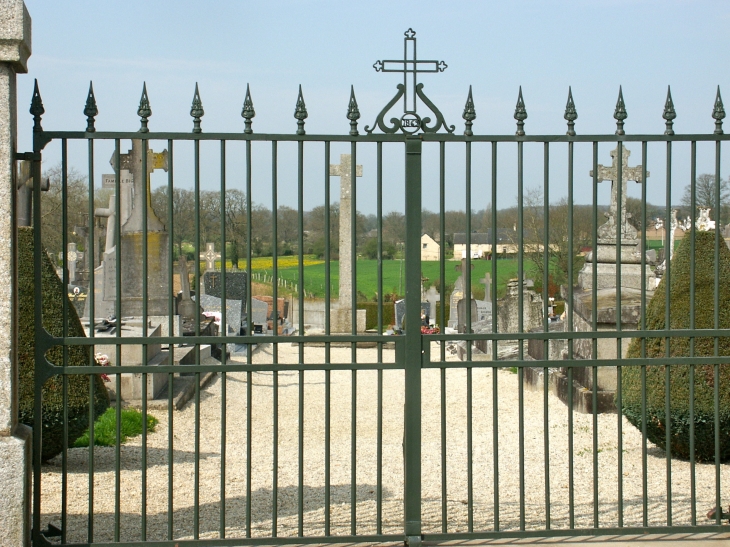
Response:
[365,29,455,135]
[364,83,455,135]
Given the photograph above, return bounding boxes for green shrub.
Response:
[356,301,395,330]
[74,407,158,447]
[18,227,110,461]
[622,230,730,462]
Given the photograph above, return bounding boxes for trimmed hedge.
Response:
[356,301,395,330]
[18,227,110,461]
[622,230,730,462]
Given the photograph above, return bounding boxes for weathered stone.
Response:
[329,154,366,333]
[0,2,32,543]
[250,298,268,330]
[199,294,242,335]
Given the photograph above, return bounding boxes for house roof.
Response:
[453,230,512,245]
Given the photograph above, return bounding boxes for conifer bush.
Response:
[622,230,730,462]
[18,227,110,461]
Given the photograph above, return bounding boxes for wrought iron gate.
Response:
[28,29,729,546]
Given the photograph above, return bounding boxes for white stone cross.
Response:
[425,285,440,325]
[590,147,649,240]
[479,273,491,303]
[66,242,83,284]
[200,242,221,272]
[329,154,363,306]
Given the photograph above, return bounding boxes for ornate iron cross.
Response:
[373,28,446,116]
[367,29,453,134]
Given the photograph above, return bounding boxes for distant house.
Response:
[453,230,515,259]
[421,234,440,261]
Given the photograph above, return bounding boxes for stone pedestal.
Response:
[331,307,367,333]
[91,322,169,402]
[552,287,645,413]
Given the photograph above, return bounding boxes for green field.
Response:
[257,258,535,300]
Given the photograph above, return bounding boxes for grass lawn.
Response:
[253,258,536,300]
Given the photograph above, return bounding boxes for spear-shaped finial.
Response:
[713,86,725,135]
[514,86,527,136]
[463,85,476,137]
[84,81,98,133]
[564,86,577,136]
[241,84,255,134]
[190,82,204,134]
[614,86,627,136]
[347,85,360,136]
[663,85,676,136]
[294,84,308,136]
[137,82,152,133]
[30,79,45,133]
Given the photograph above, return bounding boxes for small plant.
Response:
[74,407,158,448]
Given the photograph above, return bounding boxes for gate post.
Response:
[403,135,422,546]
[0,1,32,545]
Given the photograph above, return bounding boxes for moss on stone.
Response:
[18,227,109,461]
[622,230,730,462]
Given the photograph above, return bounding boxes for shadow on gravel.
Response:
[42,483,393,543]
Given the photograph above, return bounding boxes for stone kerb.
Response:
[0,2,32,545]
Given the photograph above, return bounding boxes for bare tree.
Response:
[681,173,730,224]
[39,165,89,257]
[517,188,591,290]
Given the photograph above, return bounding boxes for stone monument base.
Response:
[549,287,647,414]
[330,307,367,333]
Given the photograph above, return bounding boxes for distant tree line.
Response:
[38,164,730,267]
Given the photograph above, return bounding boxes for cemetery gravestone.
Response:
[251,298,268,333]
[394,299,406,331]
[204,270,247,303]
[560,146,656,413]
[425,286,440,326]
[106,141,171,317]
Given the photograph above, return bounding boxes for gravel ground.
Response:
[39,342,729,543]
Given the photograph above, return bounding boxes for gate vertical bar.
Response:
[404,135,422,546]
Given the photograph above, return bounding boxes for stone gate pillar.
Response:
[0,1,31,545]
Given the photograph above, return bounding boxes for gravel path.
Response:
[40,342,729,543]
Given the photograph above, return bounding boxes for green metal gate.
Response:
[27,29,729,546]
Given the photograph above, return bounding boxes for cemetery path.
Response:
[39,343,728,542]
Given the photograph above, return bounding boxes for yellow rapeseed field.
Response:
[197,256,322,271]
[244,256,324,270]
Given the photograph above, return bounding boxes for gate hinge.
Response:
[16,151,41,161]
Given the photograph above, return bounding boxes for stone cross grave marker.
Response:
[479,273,491,303]
[425,285,440,325]
[94,194,117,254]
[590,147,649,241]
[201,242,221,273]
[329,154,363,307]
[101,170,134,227]
[106,141,170,316]
[110,141,168,233]
[64,242,83,284]
[177,255,198,319]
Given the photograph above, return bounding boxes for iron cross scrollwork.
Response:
[365,29,454,135]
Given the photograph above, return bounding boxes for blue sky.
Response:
[17,0,730,215]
